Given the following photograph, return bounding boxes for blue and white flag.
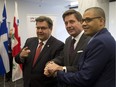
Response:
[0,2,10,75]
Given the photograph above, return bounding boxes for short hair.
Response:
[85,7,106,22]
[35,16,53,29]
[62,9,82,22]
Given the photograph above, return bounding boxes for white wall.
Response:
[109,1,116,40]
[78,0,109,28]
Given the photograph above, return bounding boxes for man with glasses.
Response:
[45,7,115,87]
[15,16,64,87]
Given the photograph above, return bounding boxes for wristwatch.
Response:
[63,66,67,73]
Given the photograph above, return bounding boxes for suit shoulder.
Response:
[65,36,72,42]
[26,37,38,43]
[27,37,37,40]
[80,34,91,44]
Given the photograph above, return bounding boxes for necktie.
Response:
[70,39,76,53]
[33,42,43,66]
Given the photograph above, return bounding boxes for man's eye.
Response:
[85,18,92,22]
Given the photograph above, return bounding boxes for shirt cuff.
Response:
[63,66,67,73]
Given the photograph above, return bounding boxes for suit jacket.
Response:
[15,36,64,87]
[53,33,90,87]
[57,28,115,87]
[53,33,90,72]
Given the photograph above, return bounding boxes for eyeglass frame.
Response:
[81,17,101,23]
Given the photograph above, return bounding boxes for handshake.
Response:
[44,61,64,77]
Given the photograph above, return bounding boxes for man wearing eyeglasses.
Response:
[15,16,64,87]
[45,7,115,87]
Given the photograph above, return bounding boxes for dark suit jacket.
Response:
[15,36,64,87]
[53,33,90,73]
[57,28,115,87]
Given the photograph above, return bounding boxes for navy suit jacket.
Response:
[15,36,64,87]
[57,28,115,87]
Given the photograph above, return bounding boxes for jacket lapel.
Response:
[30,38,39,67]
[65,37,72,65]
[71,34,88,65]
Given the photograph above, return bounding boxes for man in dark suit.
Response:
[48,7,115,87]
[15,16,64,87]
[44,10,90,87]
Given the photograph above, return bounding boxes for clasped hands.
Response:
[44,61,63,77]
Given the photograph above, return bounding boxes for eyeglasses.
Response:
[36,27,49,30]
[82,17,101,23]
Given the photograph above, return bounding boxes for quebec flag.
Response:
[0,3,10,75]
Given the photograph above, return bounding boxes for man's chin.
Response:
[84,32,90,36]
[38,37,44,40]
[69,32,75,36]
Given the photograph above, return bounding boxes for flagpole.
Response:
[0,0,10,86]
[14,80,17,87]
[3,1,6,84]
[4,1,6,87]
[12,0,22,83]
[4,0,6,5]
[4,74,6,87]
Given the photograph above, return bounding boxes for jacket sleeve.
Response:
[57,38,110,87]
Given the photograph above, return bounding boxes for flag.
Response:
[12,1,22,82]
[0,2,10,75]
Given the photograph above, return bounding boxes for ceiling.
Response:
[17,0,78,8]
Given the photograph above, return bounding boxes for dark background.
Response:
[109,0,116,2]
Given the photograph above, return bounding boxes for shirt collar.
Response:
[38,35,51,45]
[72,30,84,41]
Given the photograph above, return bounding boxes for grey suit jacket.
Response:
[15,36,64,87]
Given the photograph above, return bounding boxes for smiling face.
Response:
[82,9,105,36]
[64,14,83,37]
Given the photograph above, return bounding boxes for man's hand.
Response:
[44,61,63,77]
[20,47,31,58]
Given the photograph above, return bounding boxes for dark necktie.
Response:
[70,39,76,53]
[33,42,43,66]
[69,39,76,64]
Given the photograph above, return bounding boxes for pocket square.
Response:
[77,50,83,53]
